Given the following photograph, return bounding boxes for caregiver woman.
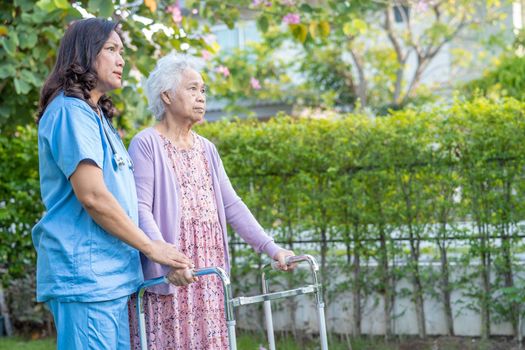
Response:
[32,18,192,350]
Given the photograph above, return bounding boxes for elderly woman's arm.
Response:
[128,134,196,284]
[213,147,294,269]
[128,135,168,241]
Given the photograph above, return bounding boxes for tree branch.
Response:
[349,48,368,108]
[384,2,408,105]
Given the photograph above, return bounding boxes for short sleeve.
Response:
[48,104,104,179]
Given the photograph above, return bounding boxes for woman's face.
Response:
[93,30,125,94]
[164,68,206,124]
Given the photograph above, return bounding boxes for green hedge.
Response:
[464,54,525,101]
[196,97,525,338]
[2,97,525,337]
[0,125,41,284]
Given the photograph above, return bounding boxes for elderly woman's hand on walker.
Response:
[167,266,198,286]
[273,249,297,271]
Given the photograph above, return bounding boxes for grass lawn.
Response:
[0,334,518,349]
[0,333,350,350]
[0,337,55,350]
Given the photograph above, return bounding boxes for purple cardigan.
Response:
[128,127,281,294]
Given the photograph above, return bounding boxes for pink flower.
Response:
[282,13,300,25]
[258,345,267,350]
[281,0,295,5]
[252,0,272,6]
[216,65,230,77]
[250,77,261,90]
[415,0,436,13]
[166,4,183,23]
[192,8,198,15]
[201,50,212,61]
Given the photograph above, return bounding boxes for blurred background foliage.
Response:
[0,0,518,133]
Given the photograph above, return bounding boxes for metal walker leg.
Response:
[136,267,236,350]
[261,254,329,350]
[135,255,328,350]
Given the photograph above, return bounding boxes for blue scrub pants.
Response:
[47,295,130,350]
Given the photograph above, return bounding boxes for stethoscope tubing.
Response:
[102,116,133,171]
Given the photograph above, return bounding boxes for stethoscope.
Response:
[102,116,134,172]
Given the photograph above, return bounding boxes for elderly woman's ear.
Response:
[161,91,172,105]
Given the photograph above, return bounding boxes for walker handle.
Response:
[270,254,319,271]
[190,266,231,285]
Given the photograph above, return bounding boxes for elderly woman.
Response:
[127,52,294,349]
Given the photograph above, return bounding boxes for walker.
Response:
[135,254,329,350]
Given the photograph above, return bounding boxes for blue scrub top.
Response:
[32,93,143,302]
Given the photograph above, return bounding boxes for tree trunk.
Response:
[501,231,517,338]
[502,176,518,339]
[401,173,426,339]
[479,224,491,341]
[438,231,455,336]
[0,287,13,336]
[408,229,426,339]
[349,49,368,108]
[352,232,362,337]
[379,225,392,339]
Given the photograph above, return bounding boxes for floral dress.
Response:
[129,132,229,350]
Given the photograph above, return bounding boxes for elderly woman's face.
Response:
[164,68,206,124]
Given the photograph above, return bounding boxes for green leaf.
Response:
[53,0,70,10]
[225,18,235,30]
[342,22,353,36]
[18,32,38,50]
[42,27,62,42]
[1,32,19,57]
[88,0,114,18]
[14,78,31,94]
[343,19,368,37]
[309,21,317,38]
[256,15,269,33]
[299,3,314,13]
[21,10,50,24]
[20,70,39,86]
[135,55,155,75]
[185,0,197,8]
[0,64,16,79]
[319,21,330,37]
[36,0,57,12]
[100,0,115,18]
[87,0,99,13]
[290,24,308,43]
[14,0,35,10]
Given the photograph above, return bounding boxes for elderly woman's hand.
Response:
[273,249,297,271]
[167,267,198,286]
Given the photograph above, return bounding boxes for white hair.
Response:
[145,52,203,121]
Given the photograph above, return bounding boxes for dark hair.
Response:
[37,18,120,122]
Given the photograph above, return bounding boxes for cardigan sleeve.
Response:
[128,134,164,241]
[213,145,282,259]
